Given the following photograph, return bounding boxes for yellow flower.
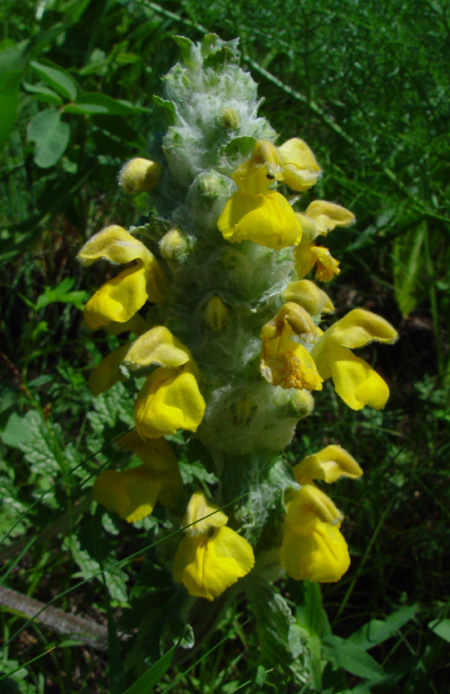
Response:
[294,201,355,282]
[260,303,323,391]
[173,491,254,601]
[129,326,206,439]
[279,445,362,582]
[134,365,206,439]
[292,444,363,484]
[294,243,341,282]
[218,189,303,250]
[217,140,302,250]
[311,309,398,410]
[78,225,168,330]
[93,433,182,523]
[277,138,321,191]
[297,200,355,242]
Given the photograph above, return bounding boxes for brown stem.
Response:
[0,585,108,651]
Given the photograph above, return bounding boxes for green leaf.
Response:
[0,412,33,447]
[62,0,92,24]
[392,221,427,317]
[23,82,64,106]
[428,618,450,642]
[0,41,29,74]
[64,535,129,603]
[247,578,301,667]
[28,108,70,168]
[153,96,176,125]
[30,60,78,101]
[0,70,21,152]
[173,36,198,69]
[123,645,177,694]
[34,277,89,311]
[223,136,256,161]
[322,635,386,681]
[65,93,149,116]
[349,604,419,650]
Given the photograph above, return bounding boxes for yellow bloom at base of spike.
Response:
[93,434,182,523]
[93,467,165,523]
[311,309,398,411]
[279,485,349,582]
[173,492,254,600]
[134,365,206,439]
[218,190,302,250]
[260,303,323,392]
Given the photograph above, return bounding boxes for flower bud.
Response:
[289,389,315,418]
[233,394,256,425]
[160,228,189,261]
[204,296,229,330]
[219,107,240,129]
[283,280,334,316]
[119,158,162,194]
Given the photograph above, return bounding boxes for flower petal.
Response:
[325,309,398,349]
[83,262,149,330]
[232,140,283,194]
[115,431,178,473]
[261,338,323,391]
[280,485,349,582]
[93,466,164,523]
[293,445,362,485]
[124,326,193,370]
[173,526,254,600]
[316,343,390,410]
[293,243,317,279]
[283,280,334,316]
[286,484,343,525]
[304,201,355,237]
[312,246,340,282]
[218,191,302,250]
[184,490,228,535]
[278,138,321,191]
[134,367,206,439]
[280,513,350,582]
[78,225,153,266]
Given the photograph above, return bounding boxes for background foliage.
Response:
[1,0,449,692]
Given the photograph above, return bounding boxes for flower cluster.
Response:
[78,36,397,602]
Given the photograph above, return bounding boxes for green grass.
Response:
[1,0,449,692]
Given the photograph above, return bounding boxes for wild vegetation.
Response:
[1,1,449,692]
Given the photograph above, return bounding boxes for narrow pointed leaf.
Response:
[30,60,78,100]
